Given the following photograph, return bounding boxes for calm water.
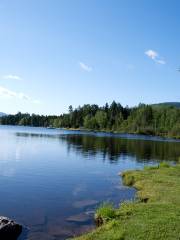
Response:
[0,126,179,240]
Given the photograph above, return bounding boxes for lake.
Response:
[0,126,179,240]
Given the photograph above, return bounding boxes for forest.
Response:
[0,101,180,138]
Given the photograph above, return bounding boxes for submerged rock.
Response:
[0,216,22,239]
[73,199,98,208]
[66,213,90,223]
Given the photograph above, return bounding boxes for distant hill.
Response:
[0,112,7,117]
[152,102,180,108]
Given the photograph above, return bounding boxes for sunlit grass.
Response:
[73,163,180,240]
[95,202,116,225]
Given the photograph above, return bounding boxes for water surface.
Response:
[0,126,179,240]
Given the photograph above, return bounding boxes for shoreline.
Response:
[1,124,180,140]
[73,162,180,240]
[61,127,180,141]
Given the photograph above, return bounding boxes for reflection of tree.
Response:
[15,132,180,163]
[61,135,180,163]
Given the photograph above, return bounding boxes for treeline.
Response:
[1,101,180,138]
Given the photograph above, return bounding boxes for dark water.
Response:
[0,126,179,240]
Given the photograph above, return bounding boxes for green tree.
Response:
[95,111,107,129]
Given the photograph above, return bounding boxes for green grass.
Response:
[73,163,180,240]
[95,202,116,225]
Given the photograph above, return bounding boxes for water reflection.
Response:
[5,128,179,240]
[63,134,180,162]
[15,131,180,163]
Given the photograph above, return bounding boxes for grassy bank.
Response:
[73,163,180,240]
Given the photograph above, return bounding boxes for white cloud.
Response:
[18,93,31,101]
[145,49,166,65]
[156,59,166,65]
[79,62,92,72]
[3,75,22,80]
[32,99,41,104]
[0,86,40,104]
[0,86,17,98]
[145,50,158,60]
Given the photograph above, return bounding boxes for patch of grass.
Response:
[159,161,170,168]
[95,202,116,225]
[143,165,158,170]
[73,164,180,240]
[121,172,135,186]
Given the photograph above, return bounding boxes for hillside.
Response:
[152,102,180,108]
[0,112,6,117]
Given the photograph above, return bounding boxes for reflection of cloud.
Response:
[15,146,21,161]
[90,170,103,175]
[73,199,98,208]
[72,183,87,196]
[1,167,15,177]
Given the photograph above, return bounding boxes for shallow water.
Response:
[0,126,179,240]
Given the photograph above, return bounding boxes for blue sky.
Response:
[0,0,180,115]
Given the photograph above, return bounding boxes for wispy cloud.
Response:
[0,86,40,104]
[156,59,166,65]
[79,62,92,72]
[145,50,166,65]
[32,99,41,104]
[126,64,135,70]
[3,74,22,80]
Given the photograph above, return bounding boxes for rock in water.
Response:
[0,216,22,239]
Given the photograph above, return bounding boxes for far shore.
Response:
[1,124,180,141]
[60,127,180,140]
